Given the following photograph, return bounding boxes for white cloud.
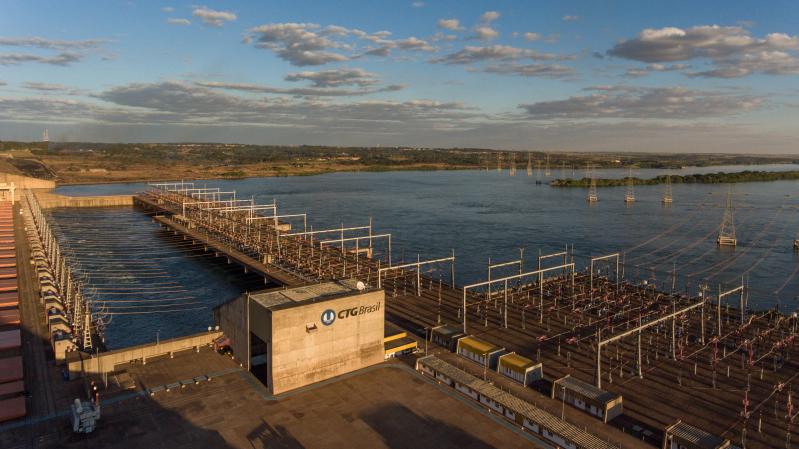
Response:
[23,81,71,91]
[192,6,237,27]
[411,1,425,7]
[483,63,575,79]
[431,45,566,64]
[167,18,191,26]
[431,32,457,43]
[608,25,799,77]
[687,50,799,78]
[562,15,579,22]
[89,81,476,131]
[437,19,463,31]
[0,37,111,67]
[196,80,403,97]
[246,22,435,65]
[0,52,82,66]
[248,23,348,66]
[393,37,435,51]
[624,63,689,78]
[471,26,499,40]
[0,83,791,153]
[0,36,108,50]
[519,86,763,119]
[481,11,500,23]
[284,68,379,87]
[161,6,175,13]
[524,32,541,41]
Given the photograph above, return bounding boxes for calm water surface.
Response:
[55,167,799,347]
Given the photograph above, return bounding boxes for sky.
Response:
[1,0,798,153]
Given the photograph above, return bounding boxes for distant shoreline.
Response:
[53,164,477,186]
[52,167,799,189]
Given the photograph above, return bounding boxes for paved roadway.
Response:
[16,202,59,417]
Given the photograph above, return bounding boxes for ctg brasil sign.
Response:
[320,302,381,326]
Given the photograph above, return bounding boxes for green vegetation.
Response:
[550,170,799,187]
[220,170,247,179]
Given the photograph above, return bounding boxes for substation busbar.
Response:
[462,262,576,332]
[589,253,621,300]
[318,233,391,268]
[486,248,524,302]
[377,251,455,296]
[717,283,746,336]
[594,299,705,389]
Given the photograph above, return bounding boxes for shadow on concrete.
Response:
[0,394,238,449]
[246,419,304,449]
[360,402,498,449]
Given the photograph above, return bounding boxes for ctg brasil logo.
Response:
[320,302,381,326]
[320,309,336,326]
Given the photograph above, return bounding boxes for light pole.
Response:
[424,327,429,354]
[560,385,566,420]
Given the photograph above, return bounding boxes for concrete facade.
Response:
[213,289,251,368]
[265,285,385,395]
[0,173,54,190]
[217,280,385,395]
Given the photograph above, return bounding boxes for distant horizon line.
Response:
[2,140,798,158]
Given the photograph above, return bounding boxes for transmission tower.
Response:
[624,167,635,203]
[662,173,673,204]
[544,154,551,176]
[526,153,532,176]
[82,312,93,351]
[717,187,737,246]
[509,152,516,176]
[587,165,598,202]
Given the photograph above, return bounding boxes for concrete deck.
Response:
[1,349,549,448]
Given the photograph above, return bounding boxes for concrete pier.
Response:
[34,191,134,209]
[66,331,223,379]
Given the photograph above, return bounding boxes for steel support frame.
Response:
[717,283,745,336]
[376,251,455,295]
[595,299,705,389]
[589,253,621,299]
[462,262,576,333]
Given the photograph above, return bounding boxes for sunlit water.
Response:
[55,166,799,347]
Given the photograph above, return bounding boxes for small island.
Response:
[550,170,799,187]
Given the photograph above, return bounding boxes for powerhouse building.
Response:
[215,279,385,395]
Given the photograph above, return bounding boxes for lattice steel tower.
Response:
[717,187,737,246]
[587,165,598,202]
[662,173,673,204]
[624,167,635,203]
[544,154,551,177]
[526,153,532,176]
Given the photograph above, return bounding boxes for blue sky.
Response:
[1,0,798,152]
